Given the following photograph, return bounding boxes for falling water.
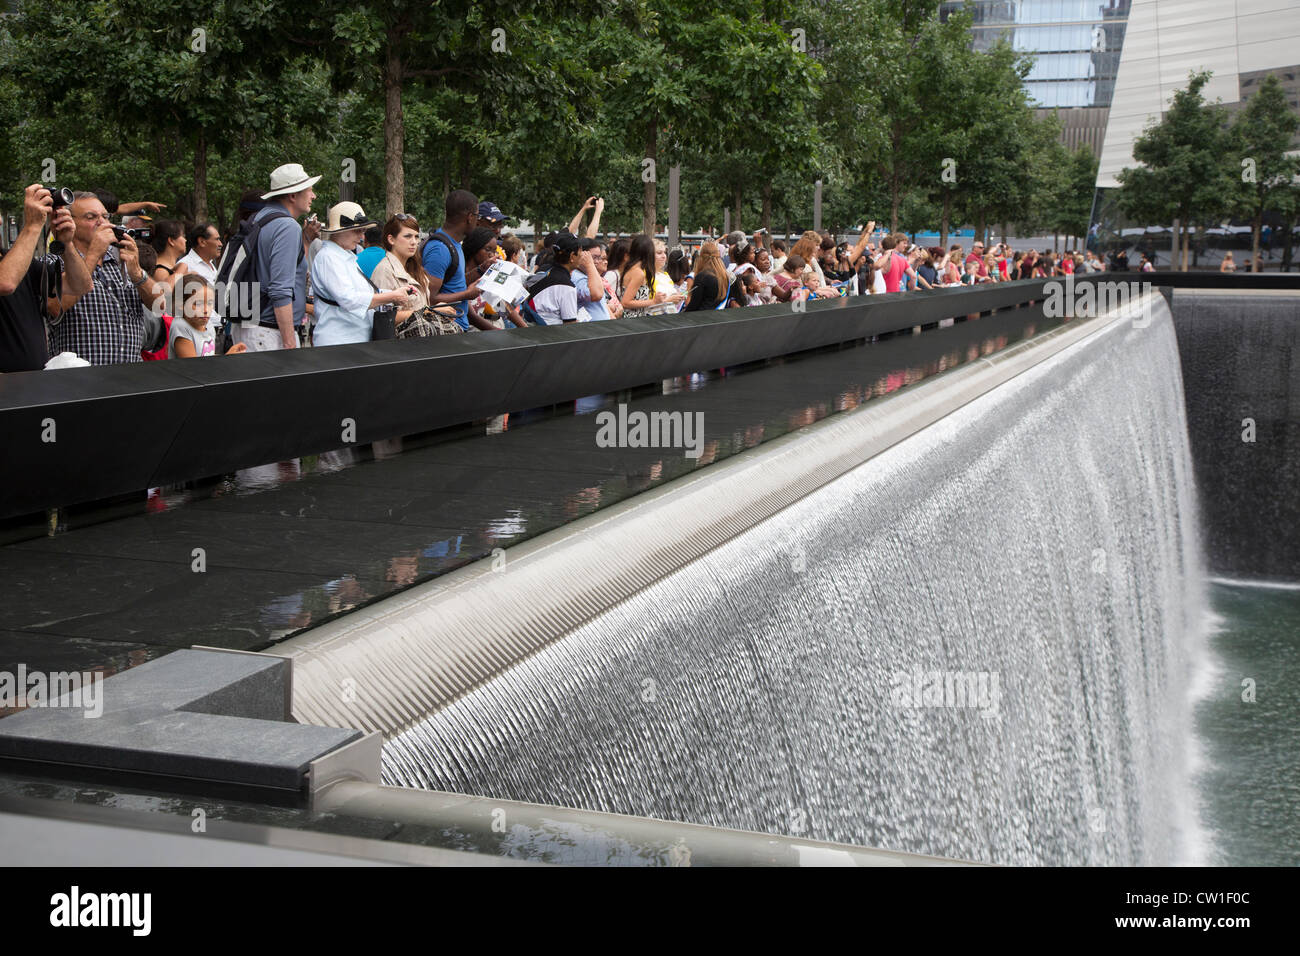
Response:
[382,302,1207,865]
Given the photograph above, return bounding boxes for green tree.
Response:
[954,39,1043,246]
[857,0,972,232]
[326,0,596,218]
[1116,71,1238,269]
[1229,74,1300,271]
[3,0,338,221]
[1050,144,1099,249]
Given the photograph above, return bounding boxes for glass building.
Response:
[940,1,1132,154]
[941,1,1132,109]
[943,1,1300,270]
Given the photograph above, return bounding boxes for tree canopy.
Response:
[0,0,1124,242]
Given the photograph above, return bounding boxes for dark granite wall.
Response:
[1172,291,1300,581]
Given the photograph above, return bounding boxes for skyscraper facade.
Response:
[940,1,1133,154]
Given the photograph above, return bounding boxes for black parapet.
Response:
[2,274,1294,520]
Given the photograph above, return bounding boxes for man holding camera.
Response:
[49,192,168,364]
[0,184,93,373]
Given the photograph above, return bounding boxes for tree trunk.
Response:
[761,183,772,244]
[193,128,208,222]
[1283,212,1295,272]
[383,27,405,219]
[890,173,900,233]
[642,120,657,235]
[940,193,950,249]
[974,212,986,249]
[1251,203,1263,272]
[733,186,742,233]
[442,164,450,204]
[457,147,470,192]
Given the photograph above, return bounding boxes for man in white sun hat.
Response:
[235,162,320,351]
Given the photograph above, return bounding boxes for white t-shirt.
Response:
[178,249,218,284]
[169,318,216,358]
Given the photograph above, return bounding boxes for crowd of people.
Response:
[0,161,1135,374]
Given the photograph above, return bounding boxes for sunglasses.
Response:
[337,211,371,228]
[394,213,416,222]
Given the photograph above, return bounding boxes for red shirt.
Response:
[774,273,800,296]
[965,252,988,278]
[882,253,908,293]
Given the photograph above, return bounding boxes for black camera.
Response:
[46,186,75,208]
[109,225,151,242]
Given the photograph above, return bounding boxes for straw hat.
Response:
[322,201,376,236]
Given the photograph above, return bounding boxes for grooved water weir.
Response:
[286,296,1207,866]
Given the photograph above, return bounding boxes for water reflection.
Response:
[30,310,1061,651]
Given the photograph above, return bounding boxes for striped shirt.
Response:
[50,248,146,365]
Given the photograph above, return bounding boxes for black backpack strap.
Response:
[315,262,380,308]
[418,232,460,286]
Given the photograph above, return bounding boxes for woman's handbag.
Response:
[396,305,464,338]
[371,304,396,340]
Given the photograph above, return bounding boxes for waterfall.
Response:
[375,299,1205,865]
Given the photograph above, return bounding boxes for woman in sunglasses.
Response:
[310,202,413,347]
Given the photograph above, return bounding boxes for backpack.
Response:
[214,206,299,325]
[417,231,461,287]
[141,313,173,361]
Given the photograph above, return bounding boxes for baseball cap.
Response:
[552,231,582,255]
[477,201,506,223]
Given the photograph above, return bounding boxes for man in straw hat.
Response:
[235,162,319,351]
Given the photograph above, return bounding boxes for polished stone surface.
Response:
[0,281,1054,519]
[0,305,1059,678]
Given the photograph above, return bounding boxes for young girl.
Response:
[650,239,684,312]
[772,254,805,302]
[169,274,247,358]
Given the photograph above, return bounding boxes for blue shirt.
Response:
[356,246,386,279]
[572,270,610,322]
[421,229,468,331]
[253,206,307,327]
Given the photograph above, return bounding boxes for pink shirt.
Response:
[882,253,908,293]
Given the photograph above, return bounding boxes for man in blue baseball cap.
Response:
[477,201,508,260]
